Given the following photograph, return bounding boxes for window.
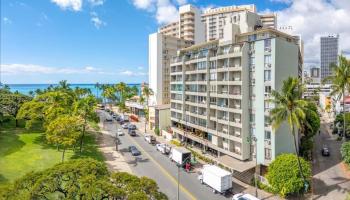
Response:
[210,85,216,92]
[210,72,217,80]
[264,55,271,65]
[264,70,271,81]
[265,86,271,93]
[265,148,272,159]
[210,97,216,104]
[264,39,271,49]
[209,61,217,69]
[223,58,229,67]
[265,131,271,140]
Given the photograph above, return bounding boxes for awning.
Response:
[217,155,255,173]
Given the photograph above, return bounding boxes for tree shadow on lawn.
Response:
[71,133,105,162]
[0,128,25,157]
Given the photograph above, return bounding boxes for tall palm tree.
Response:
[324,55,350,140]
[95,82,100,99]
[269,77,308,182]
[142,86,154,134]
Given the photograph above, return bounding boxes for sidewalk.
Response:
[130,116,283,200]
[96,121,132,174]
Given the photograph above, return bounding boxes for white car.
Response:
[116,129,124,136]
[232,193,260,200]
[121,123,129,129]
[144,134,156,144]
[156,143,171,154]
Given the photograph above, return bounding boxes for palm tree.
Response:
[324,55,350,140]
[95,82,100,99]
[102,85,116,110]
[142,86,154,134]
[269,77,308,183]
[58,80,70,91]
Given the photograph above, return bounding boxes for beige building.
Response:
[201,4,277,41]
[170,26,302,172]
[158,4,205,44]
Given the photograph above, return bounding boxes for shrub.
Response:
[170,139,182,147]
[341,141,350,165]
[266,154,311,197]
[154,127,160,136]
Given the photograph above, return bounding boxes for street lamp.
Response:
[176,156,191,200]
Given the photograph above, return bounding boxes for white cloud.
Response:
[3,17,12,24]
[88,0,104,6]
[131,0,179,24]
[51,0,82,11]
[275,0,350,66]
[120,70,147,76]
[270,0,292,4]
[90,12,106,29]
[1,64,103,75]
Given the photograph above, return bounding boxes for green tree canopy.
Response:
[0,159,167,200]
[341,141,350,165]
[266,154,311,197]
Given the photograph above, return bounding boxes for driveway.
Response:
[312,114,350,200]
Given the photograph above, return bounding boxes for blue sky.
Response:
[1,0,349,84]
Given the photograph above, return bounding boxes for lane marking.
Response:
[126,132,197,200]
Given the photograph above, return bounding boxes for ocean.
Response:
[7,84,141,96]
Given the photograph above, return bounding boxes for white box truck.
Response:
[169,147,191,165]
[198,165,232,194]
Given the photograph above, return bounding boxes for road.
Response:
[312,114,350,200]
[98,110,230,200]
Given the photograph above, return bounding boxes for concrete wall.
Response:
[149,33,163,106]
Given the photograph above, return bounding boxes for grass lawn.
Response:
[0,127,104,184]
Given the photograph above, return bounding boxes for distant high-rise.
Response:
[320,35,339,80]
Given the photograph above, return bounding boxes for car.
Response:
[105,117,113,122]
[232,193,260,200]
[144,134,156,144]
[128,146,141,156]
[116,129,124,136]
[128,124,137,130]
[321,146,330,156]
[112,114,118,119]
[122,123,129,129]
[128,129,136,136]
[156,143,171,154]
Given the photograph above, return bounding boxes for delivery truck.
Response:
[169,147,191,166]
[198,165,232,194]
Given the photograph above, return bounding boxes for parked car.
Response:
[128,146,141,156]
[321,146,330,156]
[105,117,113,122]
[116,129,124,136]
[128,124,137,130]
[144,134,156,144]
[156,143,171,154]
[122,123,129,129]
[112,114,118,119]
[232,193,260,200]
[128,129,136,136]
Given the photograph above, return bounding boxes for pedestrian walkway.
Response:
[97,120,132,174]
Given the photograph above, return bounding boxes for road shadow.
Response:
[312,176,350,200]
[126,157,149,166]
[0,128,25,156]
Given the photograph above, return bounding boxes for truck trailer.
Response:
[198,165,232,194]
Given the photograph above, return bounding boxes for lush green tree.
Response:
[1,159,167,200]
[341,141,350,165]
[45,115,83,162]
[142,86,154,133]
[266,154,311,197]
[74,87,92,100]
[270,77,309,184]
[334,113,350,137]
[101,84,117,109]
[324,55,350,140]
[0,89,31,127]
[73,95,99,152]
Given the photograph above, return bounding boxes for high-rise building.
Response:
[201,5,277,41]
[158,4,205,44]
[170,27,302,171]
[320,35,339,80]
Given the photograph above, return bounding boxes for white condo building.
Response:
[170,25,302,174]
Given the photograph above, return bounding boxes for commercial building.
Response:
[170,27,302,172]
[158,4,205,44]
[201,5,277,41]
[320,35,339,81]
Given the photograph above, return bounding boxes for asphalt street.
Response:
[98,110,230,200]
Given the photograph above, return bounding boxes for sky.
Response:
[1,0,349,84]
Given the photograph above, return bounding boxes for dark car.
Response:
[321,146,330,156]
[128,124,137,130]
[128,146,141,156]
[128,129,136,136]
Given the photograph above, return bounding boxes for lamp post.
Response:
[176,156,191,200]
[252,136,258,198]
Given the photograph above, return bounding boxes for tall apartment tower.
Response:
[201,5,277,41]
[170,26,302,171]
[320,35,339,80]
[158,4,205,44]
